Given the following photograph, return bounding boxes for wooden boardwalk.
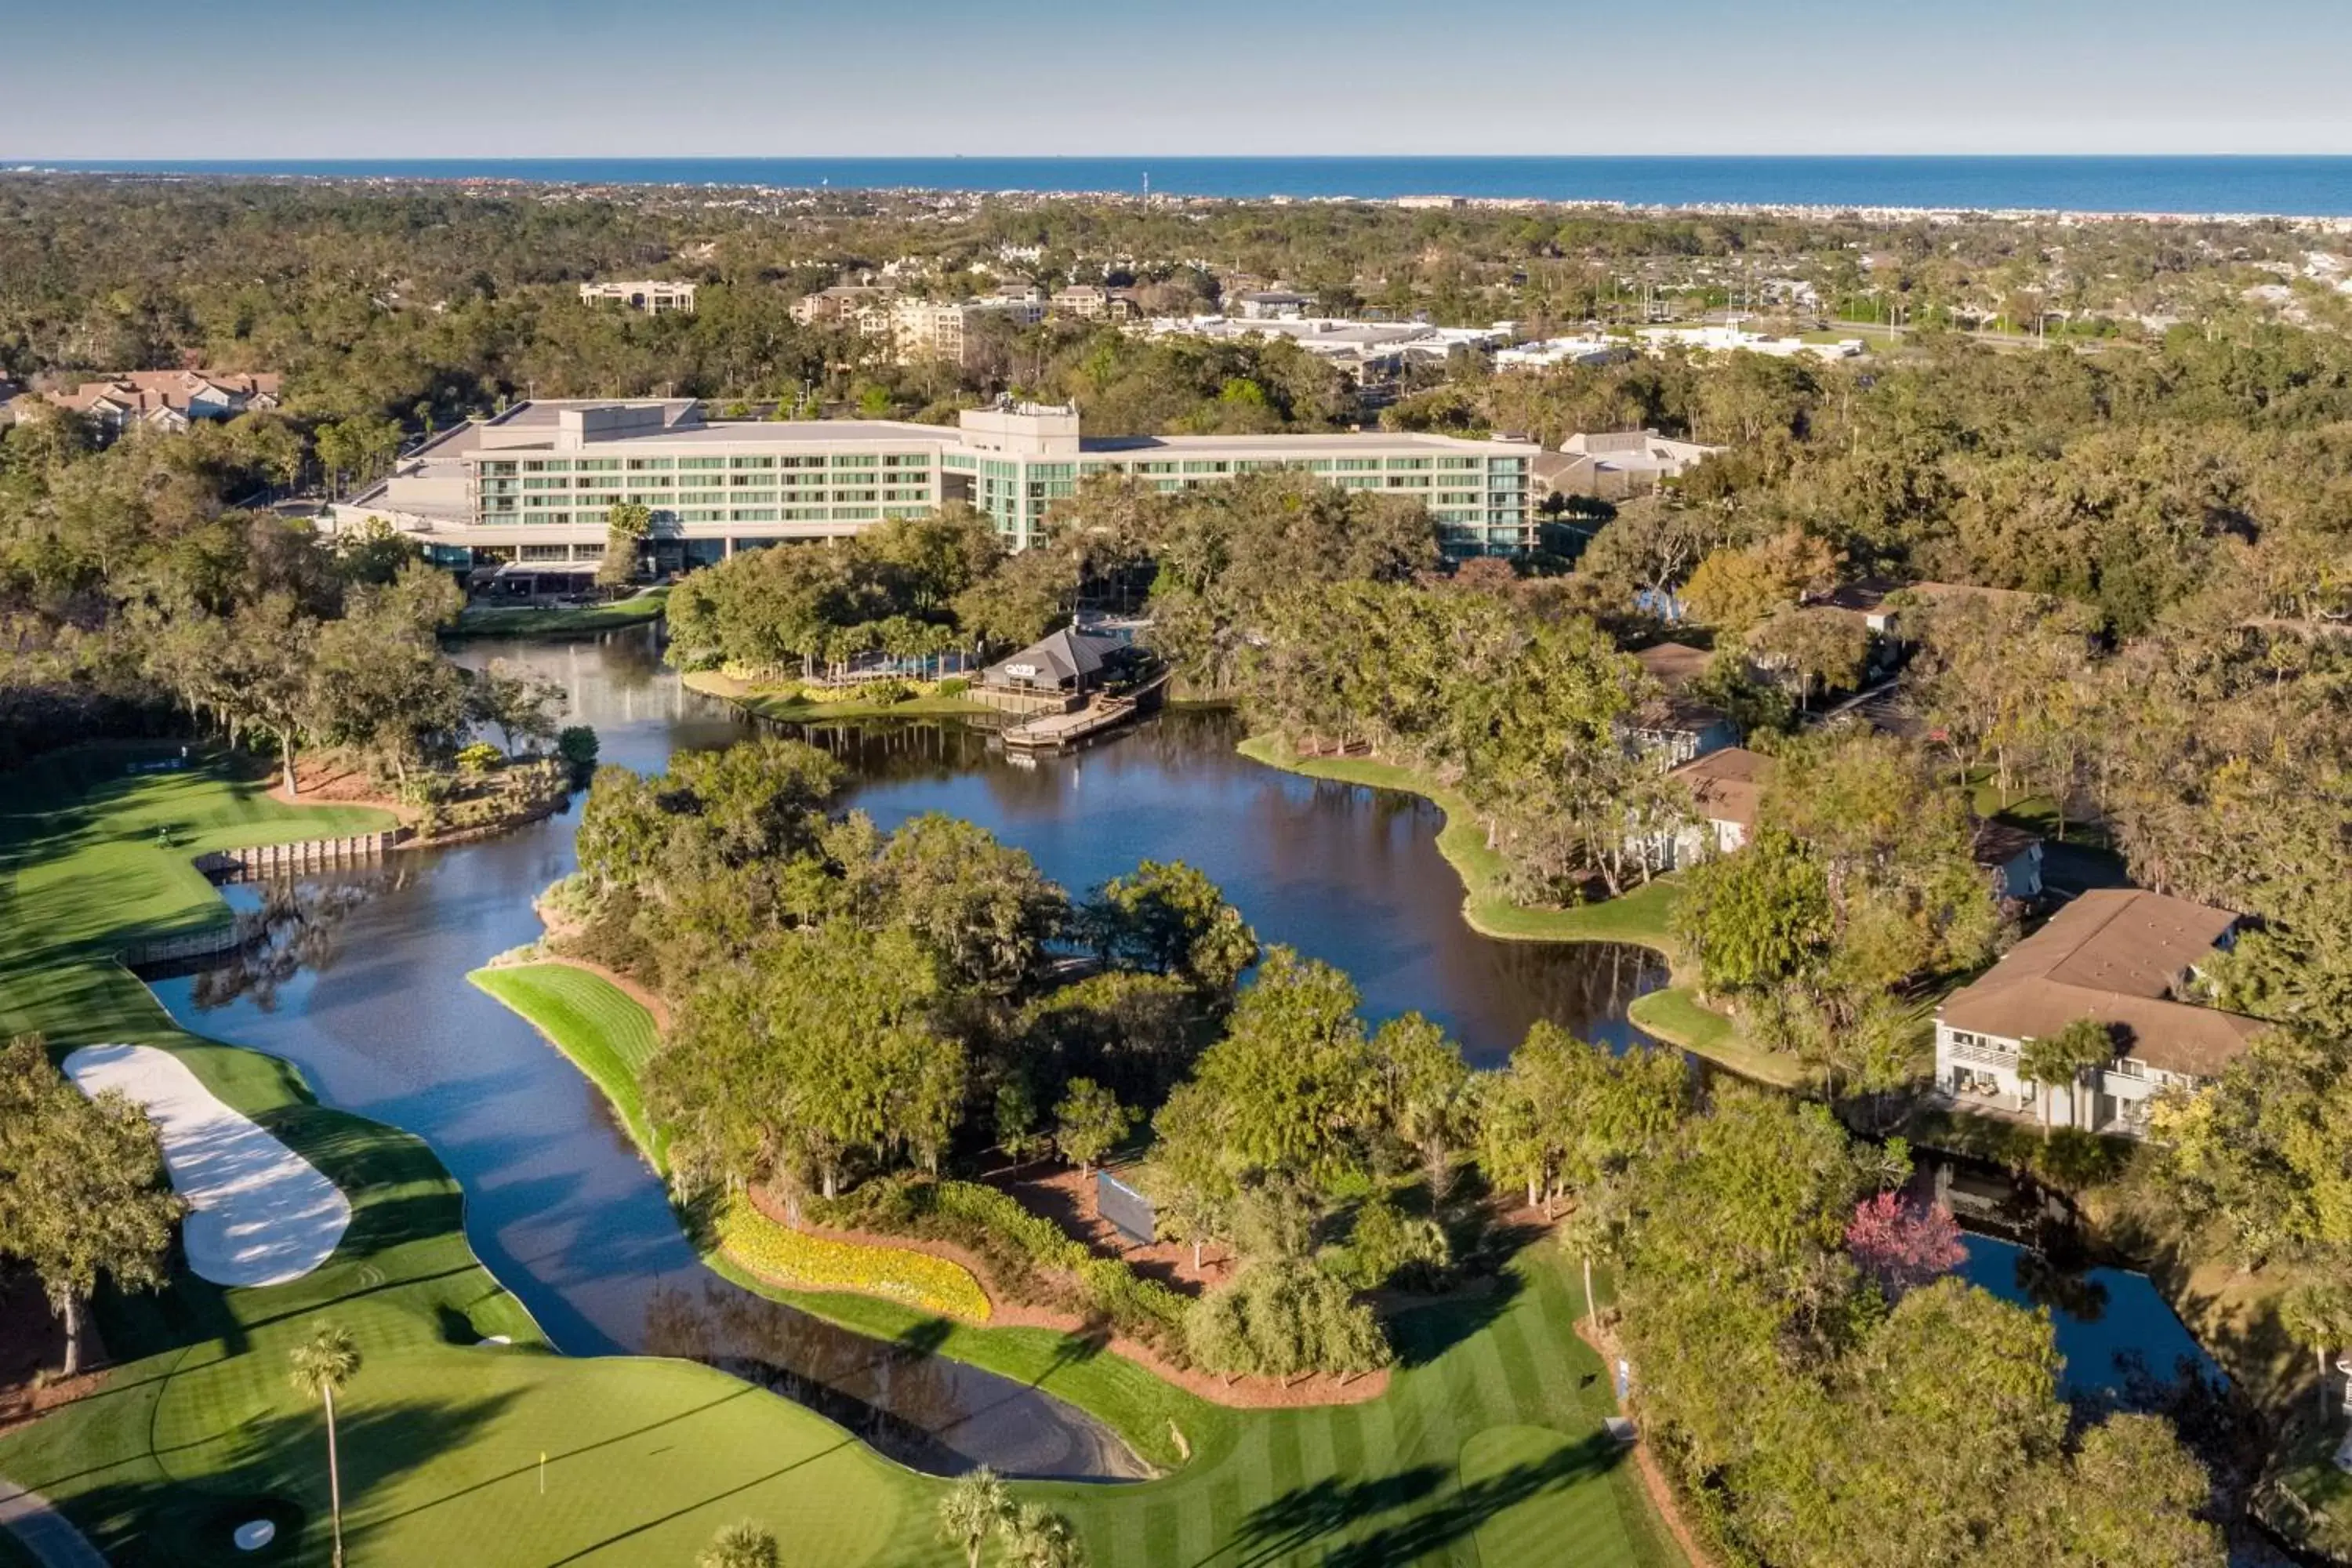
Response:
[1001,669,1172,752]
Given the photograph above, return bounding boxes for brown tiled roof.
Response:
[1631,641,1729,735]
[1970,819,2042,870]
[1939,889,2264,1078]
[1632,641,1711,688]
[1670,746,1770,829]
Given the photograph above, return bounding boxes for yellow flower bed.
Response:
[717,1200,993,1323]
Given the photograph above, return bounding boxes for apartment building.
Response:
[790,284,895,325]
[578,281,698,314]
[2,368,282,439]
[330,400,1537,569]
[858,294,1047,365]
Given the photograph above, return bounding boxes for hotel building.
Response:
[332,400,1538,569]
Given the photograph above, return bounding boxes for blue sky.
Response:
[5,0,2351,158]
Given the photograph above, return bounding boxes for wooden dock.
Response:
[1001,670,1172,753]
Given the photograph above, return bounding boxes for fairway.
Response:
[485,935,1684,1568]
[0,746,1683,1566]
[0,748,945,1567]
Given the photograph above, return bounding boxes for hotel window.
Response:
[730,456,776,470]
[680,456,727,470]
[730,508,779,522]
[626,458,674,470]
[1333,458,1378,472]
[1179,461,1229,475]
[481,461,517,476]
[576,459,622,472]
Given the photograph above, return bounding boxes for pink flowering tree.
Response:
[1845,1190,1966,1298]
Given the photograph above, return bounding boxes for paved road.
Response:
[0,1478,107,1568]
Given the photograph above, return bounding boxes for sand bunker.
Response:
[62,1044,350,1288]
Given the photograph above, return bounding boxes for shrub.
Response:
[935,677,970,699]
[1077,1258,1190,1338]
[456,740,505,775]
[812,1177,1190,1355]
[557,725,599,783]
[715,1200,992,1322]
[862,677,914,705]
[1332,1194,1454,1292]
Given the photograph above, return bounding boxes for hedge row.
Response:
[715,1199,993,1323]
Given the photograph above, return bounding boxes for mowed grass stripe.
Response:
[468,961,666,1168]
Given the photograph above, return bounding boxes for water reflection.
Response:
[1913,1152,2216,1396]
[791,708,1668,1066]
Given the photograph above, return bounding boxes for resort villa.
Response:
[1933,888,2265,1136]
[328,398,1540,570]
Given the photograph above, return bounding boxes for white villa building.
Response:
[328,399,1539,570]
[1934,888,2265,1137]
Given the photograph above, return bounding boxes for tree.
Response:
[1052,1077,1136,1186]
[993,1078,1050,1167]
[0,1036,182,1375]
[2283,1280,2352,1426]
[1671,828,1833,994]
[2018,1018,2115,1135]
[650,924,958,1203]
[936,1468,1009,1568]
[697,1522,779,1568]
[1842,1190,1965,1299]
[289,1323,362,1568]
[999,1503,1087,1568]
[600,501,651,590]
[1369,1013,1473,1200]
[1172,948,1376,1187]
[844,813,1068,995]
[1077,860,1258,996]
[1183,1260,1391,1386]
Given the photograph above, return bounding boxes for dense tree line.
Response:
[1611,1089,2220,1568]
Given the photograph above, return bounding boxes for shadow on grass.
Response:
[1385,1271,1525,1371]
[38,1389,523,1568]
[1212,1431,1624,1568]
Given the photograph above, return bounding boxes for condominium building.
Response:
[578,280,698,314]
[330,400,1537,570]
[858,294,1047,365]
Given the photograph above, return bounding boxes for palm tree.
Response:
[288,1323,362,1568]
[936,1467,1008,1568]
[697,1520,779,1568]
[1000,1503,1087,1568]
[2027,1017,2118,1134]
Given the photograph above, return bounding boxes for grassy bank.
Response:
[681,667,990,724]
[0,746,957,1567]
[448,588,668,640]
[477,911,1683,1564]
[468,962,666,1168]
[1234,735,1808,1087]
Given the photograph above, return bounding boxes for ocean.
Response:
[14,156,2352,216]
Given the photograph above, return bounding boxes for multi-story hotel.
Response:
[332,400,1539,569]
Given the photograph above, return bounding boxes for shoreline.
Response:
[1231,734,1810,1088]
[18,162,2352,226]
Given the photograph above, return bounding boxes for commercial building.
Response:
[330,399,1538,569]
[1534,430,1726,502]
[578,281,698,314]
[1933,889,2264,1137]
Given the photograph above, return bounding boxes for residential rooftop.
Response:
[1938,888,2266,1078]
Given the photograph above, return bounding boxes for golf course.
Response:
[0,745,1678,1566]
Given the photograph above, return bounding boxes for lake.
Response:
[147,626,2211,1465]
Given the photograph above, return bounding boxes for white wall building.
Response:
[579,281,697,314]
[329,399,1539,568]
[1934,889,2263,1137]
